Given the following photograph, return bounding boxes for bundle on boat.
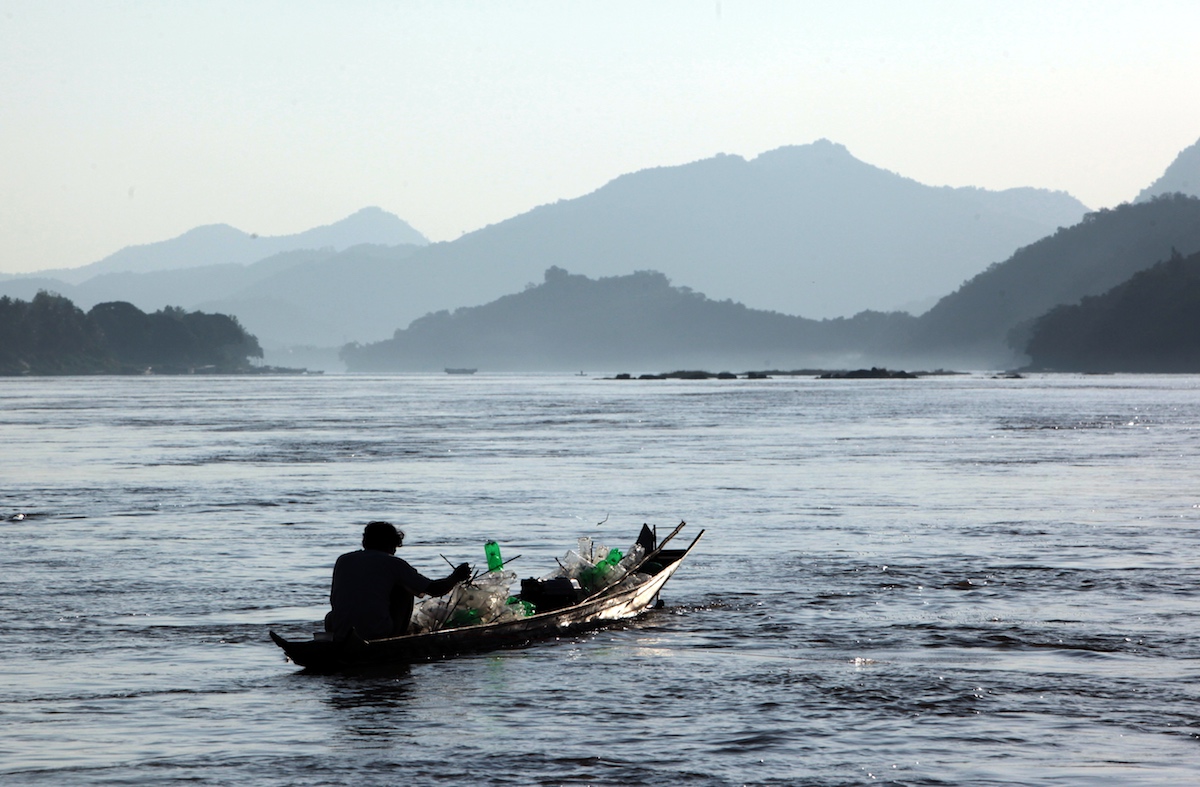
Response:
[269,521,702,671]
[410,568,525,632]
[520,535,647,613]
[410,530,651,632]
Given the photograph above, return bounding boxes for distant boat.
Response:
[444,367,477,375]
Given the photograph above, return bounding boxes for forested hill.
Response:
[1023,248,1200,372]
[339,266,915,372]
[895,194,1200,368]
[1135,136,1200,202]
[0,292,264,375]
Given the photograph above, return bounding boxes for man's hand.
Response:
[452,562,471,583]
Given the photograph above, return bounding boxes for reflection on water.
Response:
[322,673,415,711]
[320,672,418,743]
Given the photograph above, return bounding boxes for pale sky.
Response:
[3,0,1200,274]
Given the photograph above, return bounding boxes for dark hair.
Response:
[362,521,404,551]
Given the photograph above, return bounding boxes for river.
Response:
[1,373,1197,785]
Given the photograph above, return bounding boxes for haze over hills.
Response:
[193,243,424,348]
[395,140,1088,321]
[0,206,427,366]
[0,244,425,353]
[341,266,915,373]
[39,207,427,285]
[0,141,1091,372]
[12,137,1200,373]
[1135,136,1200,203]
[897,194,1200,368]
[342,195,1200,373]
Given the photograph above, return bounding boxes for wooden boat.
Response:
[270,522,702,672]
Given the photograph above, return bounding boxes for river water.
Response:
[1,373,1198,785]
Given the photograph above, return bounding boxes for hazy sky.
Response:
[3,1,1200,274]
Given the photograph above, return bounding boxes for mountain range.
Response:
[4,136,1200,372]
[1,142,1085,361]
[41,206,428,285]
[394,140,1087,322]
[340,194,1200,372]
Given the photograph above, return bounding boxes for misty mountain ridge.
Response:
[340,194,1200,373]
[900,193,1200,367]
[45,207,427,284]
[427,139,1088,321]
[20,135,1200,373]
[193,243,425,348]
[1135,136,1200,203]
[0,139,1092,369]
[0,243,424,353]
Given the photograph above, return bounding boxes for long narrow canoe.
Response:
[270,524,703,672]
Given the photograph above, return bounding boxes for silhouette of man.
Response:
[325,521,470,640]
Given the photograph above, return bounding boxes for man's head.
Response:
[362,521,404,553]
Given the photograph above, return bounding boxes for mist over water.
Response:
[2,374,1198,785]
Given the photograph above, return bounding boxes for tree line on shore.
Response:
[0,291,262,375]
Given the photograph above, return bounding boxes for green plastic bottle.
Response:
[450,608,480,628]
[484,540,504,572]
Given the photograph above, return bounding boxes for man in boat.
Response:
[325,521,471,640]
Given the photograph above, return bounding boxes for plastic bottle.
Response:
[484,540,504,572]
[617,544,644,571]
[578,565,597,592]
[450,608,481,628]
[613,544,645,583]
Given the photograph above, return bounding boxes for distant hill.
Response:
[896,194,1200,368]
[0,243,423,360]
[1135,137,1200,203]
[1,145,1086,369]
[16,248,337,310]
[366,193,1200,373]
[193,243,424,347]
[378,141,1087,324]
[43,207,427,284]
[1022,248,1200,372]
[340,266,915,373]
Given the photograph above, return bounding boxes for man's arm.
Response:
[425,562,470,596]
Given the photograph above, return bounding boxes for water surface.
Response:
[2,373,1198,785]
